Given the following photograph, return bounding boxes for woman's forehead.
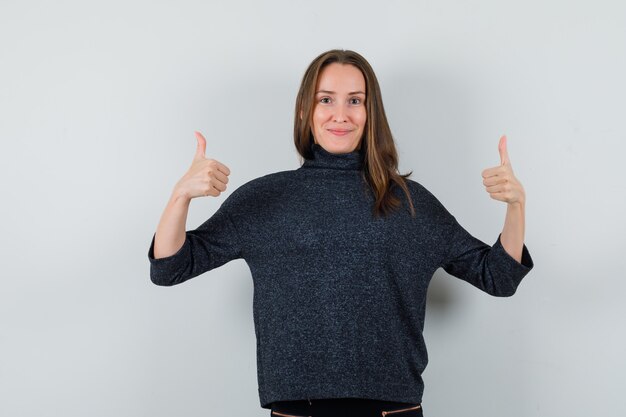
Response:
[316,63,366,93]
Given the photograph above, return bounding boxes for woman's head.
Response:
[294,49,416,218]
[309,62,366,154]
[294,49,387,158]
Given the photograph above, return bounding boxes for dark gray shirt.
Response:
[148,143,534,409]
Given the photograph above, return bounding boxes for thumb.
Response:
[499,134,510,166]
[193,131,207,161]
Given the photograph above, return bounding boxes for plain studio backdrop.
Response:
[1,1,624,416]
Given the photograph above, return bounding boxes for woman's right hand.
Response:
[173,131,231,200]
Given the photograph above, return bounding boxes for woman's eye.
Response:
[319,97,362,104]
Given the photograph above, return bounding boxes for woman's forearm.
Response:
[153,190,191,259]
[500,201,525,263]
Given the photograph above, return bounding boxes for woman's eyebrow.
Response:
[316,90,366,95]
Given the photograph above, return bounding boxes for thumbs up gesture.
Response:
[481,135,525,205]
[173,131,231,200]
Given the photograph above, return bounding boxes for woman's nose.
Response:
[333,105,348,122]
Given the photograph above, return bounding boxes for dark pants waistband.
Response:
[271,398,423,417]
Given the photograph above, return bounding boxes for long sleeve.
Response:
[441,216,534,297]
[147,199,244,286]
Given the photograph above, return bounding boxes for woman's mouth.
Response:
[328,129,353,136]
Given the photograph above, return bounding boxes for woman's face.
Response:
[310,63,366,154]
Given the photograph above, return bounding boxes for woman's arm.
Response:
[153,131,231,259]
[153,191,191,259]
[501,201,525,263]
[148,132,239,286]
[482,135,527,264]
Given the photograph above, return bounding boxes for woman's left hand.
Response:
[481,135,526,205]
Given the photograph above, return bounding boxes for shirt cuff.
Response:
[147,232,190,284]
[491,232,534,276]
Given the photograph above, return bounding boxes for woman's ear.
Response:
[300,110,303,120]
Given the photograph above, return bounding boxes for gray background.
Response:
[1,0,624,416]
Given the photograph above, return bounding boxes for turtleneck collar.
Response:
[301,143,364,171]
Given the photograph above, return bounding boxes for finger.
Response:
[485,182,508,193]
[211,168,229,185]
[483,176,508,187]
[209,177,227,192]
[202,180,223,196]
[212,160,231,176]
[489,192,506,202]
[481,165,504,178]
[499,134,510,166]
[194,131,207,161]
[205,186,220,197]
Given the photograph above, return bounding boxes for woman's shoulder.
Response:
[403,178,438,201]
[402,178,455,219]
[235,169,298,193]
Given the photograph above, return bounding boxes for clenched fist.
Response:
[481,135,526,206]
[173,131,231,200]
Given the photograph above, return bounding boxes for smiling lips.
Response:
[328,129,353,136]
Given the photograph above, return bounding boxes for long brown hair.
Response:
[294,49,416,218]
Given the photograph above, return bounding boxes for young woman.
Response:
[148,49,534,417]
